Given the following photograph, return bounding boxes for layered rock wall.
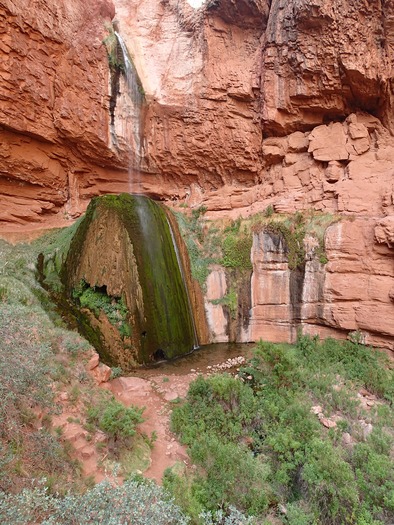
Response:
[204,217,394,351]
[0,0,124,225]
[261,0,394,135]
[1,0,393,225]
[1,0,393,350]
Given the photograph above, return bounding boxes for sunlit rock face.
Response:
[111,0,268,201]
[0,0,122,226]
[204,220,394,352]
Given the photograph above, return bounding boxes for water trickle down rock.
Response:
[60,193,198,368]
[105,28,146,182]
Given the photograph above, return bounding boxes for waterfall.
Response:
[114,32,145,191]
[132,195,197,361]
[114,32,144,112]
[167,217,200,350]
[63,194,199,365]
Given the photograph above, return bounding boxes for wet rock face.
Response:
[60,194,200,367]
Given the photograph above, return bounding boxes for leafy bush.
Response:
[211,288,238,319]
[171,338,393,524]
[296,334,394,401]
[302,439,359,524]
[73,280,128,327]
[0,239,96,493]
[351,439,394,519]
[174,208,220,289]
[190,435,269,515]
[171,375,261,445]
[87,398,144,443]
[200,506,256,525]
[0,478,190,524]
[221,221,252,270]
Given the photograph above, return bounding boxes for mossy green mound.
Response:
[44,194,196,366]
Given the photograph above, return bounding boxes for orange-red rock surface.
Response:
[0,0,129,226]
[0,0,393,350]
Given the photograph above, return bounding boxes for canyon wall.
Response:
[0,0,393,350]
[0,0,122,225]
[204,216,394,352]
[1,0,392,223]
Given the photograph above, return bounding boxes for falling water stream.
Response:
[115,32,144,105]
[114,31,145,192]
[110,35,240,368]
[132,195,197,362]
[167,217,199,350]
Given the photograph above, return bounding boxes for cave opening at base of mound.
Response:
[153,348,166,361]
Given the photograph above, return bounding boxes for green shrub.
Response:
[285,501,317,525]
[87,399,144,442]
[200,506,256,524]
[171,338,393,523]
[174,208,220,289]
[351,439,394,518]
[221,227,252,270]
[72,281,130,341]
[296,334,394,401]
[302,439,359,524]
[0,478,190,524]
[190,435,269,515]
[171,375,261,445]
[110,366,123,379]
[211,288,238,319]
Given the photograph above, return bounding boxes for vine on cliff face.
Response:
[221,219,253,271]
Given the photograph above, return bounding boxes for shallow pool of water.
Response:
[129,342,256,377]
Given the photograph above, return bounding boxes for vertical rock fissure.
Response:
[289,263,306,337]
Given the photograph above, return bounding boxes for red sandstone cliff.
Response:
[0,0,393,350]
[1,0,393,225]
[0,0,122,225]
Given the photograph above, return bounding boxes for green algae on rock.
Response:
[58,194,197,367]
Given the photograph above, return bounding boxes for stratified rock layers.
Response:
[0,0,393,350]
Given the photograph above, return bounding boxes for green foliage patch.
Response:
[72,279,131,338]
[174,207,220,289]
[87,398,144,443]
[221,219,252,270]
[252,210,340,269]
[169,336,394,524]
[0,239,95,494]
[0,478,190,525]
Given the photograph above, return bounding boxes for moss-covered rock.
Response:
[43,194,197,367]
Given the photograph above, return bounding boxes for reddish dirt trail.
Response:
[51,352,247,485]
[108,373,197,483]
[51,372,196,485]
